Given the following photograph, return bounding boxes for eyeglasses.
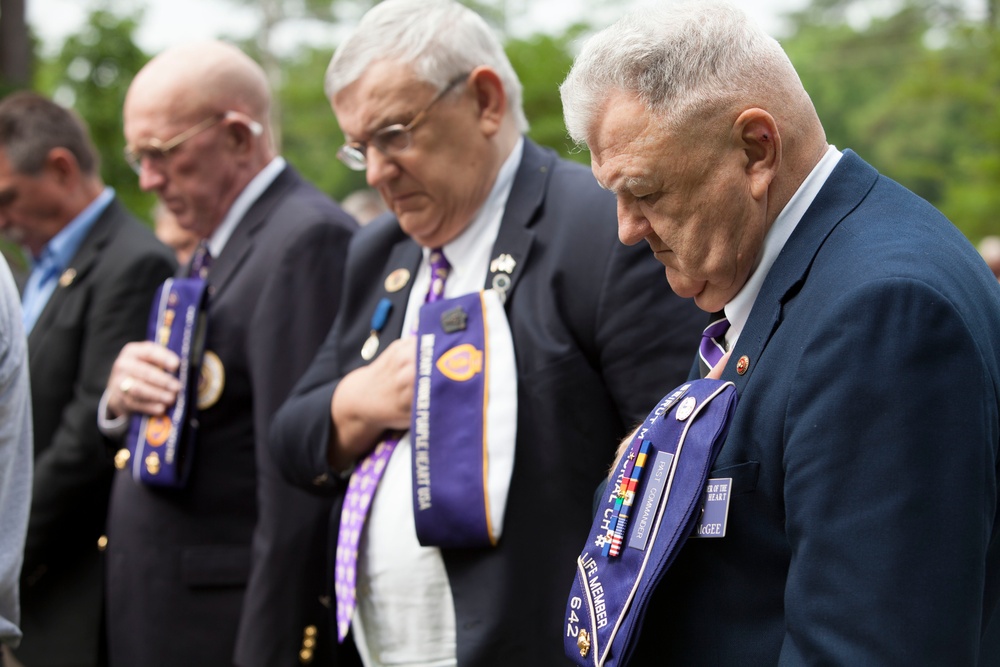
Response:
[124,111,263,175]
[336,73,469,172]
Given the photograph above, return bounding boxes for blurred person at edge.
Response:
[560,1,1000,663]
[97,41,357,667]
[268,0,705,665]
[0,91,175,667]
[0,251,32,664]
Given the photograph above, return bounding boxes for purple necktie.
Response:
[334,248,451,642]
[190,241,212,279]
[699,316,730,374]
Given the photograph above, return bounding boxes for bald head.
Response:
[123,41,276,238]
[126,40,272,149]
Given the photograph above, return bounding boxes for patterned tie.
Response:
[699,315,730,375]
[190,241,212,279]
[334,248,451,642]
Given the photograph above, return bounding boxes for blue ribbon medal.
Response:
[564,379,737,666]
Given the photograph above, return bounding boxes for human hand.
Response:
[106,341,183,419]
[330,336,417,465]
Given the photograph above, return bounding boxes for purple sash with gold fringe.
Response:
[410,290,517,548]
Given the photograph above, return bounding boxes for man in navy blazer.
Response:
[268,1,704,664]
[98,42,357,667]
[560,1,1000,663]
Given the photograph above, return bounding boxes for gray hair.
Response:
[325,0,528,133]
[0,91,99,176]
[560,0,804,143]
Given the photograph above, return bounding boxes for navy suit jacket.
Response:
[105,166,357,667]
[632,150,1000,664]
[17,198,176,667]
[269,140,705,666]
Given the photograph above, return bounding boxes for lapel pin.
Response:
[58,268,77,287]
[736,355,750,375]
[384,268,410,293]
[440,306,468,333]
[489,253,516,274]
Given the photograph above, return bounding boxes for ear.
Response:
[44,147,81,187]
[733,108,780,201]
[222,115,260,157]
[468,66,506,137]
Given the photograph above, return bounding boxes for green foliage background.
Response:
[4,0,999,246]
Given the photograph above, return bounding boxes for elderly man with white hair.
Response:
[559,1,1000,664]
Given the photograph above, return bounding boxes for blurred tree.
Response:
[277,45,368,202]
[36,8,154,225]
[782,0,1000,241]
[0,0,31,94]
[221,0,376,149]
[506,27,591,164]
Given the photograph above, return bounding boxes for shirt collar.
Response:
[36,186,115,270]
[206,156,286,258]
[431,136,524,280]
[724,145,842,347]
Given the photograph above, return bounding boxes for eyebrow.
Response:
[601,175,652,197]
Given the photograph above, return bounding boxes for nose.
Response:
[364,147,399,189]
[137,158,166,192]
[617,198,650,246]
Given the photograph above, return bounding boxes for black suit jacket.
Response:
[104,166,357,667]
[16,197,176,667]
[270,141,705,666]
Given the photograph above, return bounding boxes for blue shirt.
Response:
[21,187,114,333]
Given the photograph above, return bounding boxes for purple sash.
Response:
[410,290,516,548]
[125,277,208,487]
[564,379,737,666]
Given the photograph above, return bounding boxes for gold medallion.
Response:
[114,448,131,470]
[197,350,225,410]
[384,268,411,293]
[145,451,161,475]
[577,628,591,657]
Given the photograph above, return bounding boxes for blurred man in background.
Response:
[0,91,175,667]
[0,252,32,666]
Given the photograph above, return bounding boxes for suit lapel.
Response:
[207,166,296,300]
[28,199,122,351]
[379,237,423,340]
[483,140,548,303]
[723,150,879,392]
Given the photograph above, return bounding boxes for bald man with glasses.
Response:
[268,1,704,665]
[98,41,357,667]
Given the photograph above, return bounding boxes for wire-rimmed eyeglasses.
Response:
[336,73,470,172]
[124,111,263,175]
